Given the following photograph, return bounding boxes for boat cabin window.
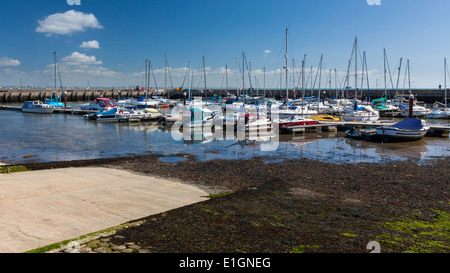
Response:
[98,101,106,107]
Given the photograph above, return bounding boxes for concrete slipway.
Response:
[0,167,210,253]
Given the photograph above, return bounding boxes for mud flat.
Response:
[14,154,450,253]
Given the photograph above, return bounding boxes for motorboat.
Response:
[143,108,163,120]
[345,127,378,141]
[376,118,429,141]
[116,97,133,107]
[22,101,54,114]
[397,102,429,117]
[427,102,450,119]
[183,108,215,128]
[79,97,117,111]
[214,112,240,127]
[342,101,379,121]
[273,115,319,128]
[235,113,272,133]
[309,114,342,122]
[84,107,157,122]
[45,94,71,109]
[270,105,318,119]
[84,107,120,122]
[223,100,267,114]
[372,97,399,116]
[427,107,450,119]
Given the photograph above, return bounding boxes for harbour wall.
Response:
[0,88,448,104]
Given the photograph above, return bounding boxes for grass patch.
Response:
[291,245,320,253]
[0,165,30,174]
[340,233,357,238]
[377,209,450,253]
[208,191,234,199]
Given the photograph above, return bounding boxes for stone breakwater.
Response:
[0,89,158,103]
[1,88,450,103]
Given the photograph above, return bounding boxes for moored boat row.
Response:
[345,118,430,142]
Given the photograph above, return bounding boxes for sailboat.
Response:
[427,58,450,119]
[372,49,400,116]
[342,100,379,121]
[394,60,429,117]
[46,52,70,109]
[341,38,380,122]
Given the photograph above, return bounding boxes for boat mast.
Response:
[263,66,266,100]
[221,64,227,103]
[285,27,289,99]
[242,52,245,110]
[354,37,357,99]
[145,59,148,107]
[335,68,338,99]
[203,55,207,105]
[302,55,305,116]
[236,57,239,98]
[225,64,228,99]
[149,60,152,96]
[363,52,370,102]
[54,52,57,95]
[329,68,332,101]
[292,58,296,98]
[445,58,447,107]
[318,54,323,99]
[408,59,411,93]
[187,61,191,100]
[384,48,387,98]
[242,52,245,100]
[395,58,403,101]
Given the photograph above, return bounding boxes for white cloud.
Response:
[36,10,103,36]
[62,51,103,65]
[0,57,20,67]
[80,40,100,49]
[264,49,272,54]
[40,51,119,86]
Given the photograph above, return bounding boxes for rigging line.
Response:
[295,55,306,91]
[166,61,174,90]
[385,56,396,91]
[393,58,402,98]
[364,53,371,101]
[312,55,323,93]
[219,68,225,91]
[269,35,285,89]
[150,64,159,93]
[402,60,408,91]
[244,55,254,90]
[180,62,190,89]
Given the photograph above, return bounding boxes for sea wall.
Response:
[0,88,447,104]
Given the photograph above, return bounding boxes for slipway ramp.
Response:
[0,167,209,253]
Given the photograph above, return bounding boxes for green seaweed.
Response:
[0,165,30,174]
[377,209,450,253]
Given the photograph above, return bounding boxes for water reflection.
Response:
[0,109,449,165]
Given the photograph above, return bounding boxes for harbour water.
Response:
[1,106,450,165]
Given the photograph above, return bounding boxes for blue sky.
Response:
[1,0,450,89]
